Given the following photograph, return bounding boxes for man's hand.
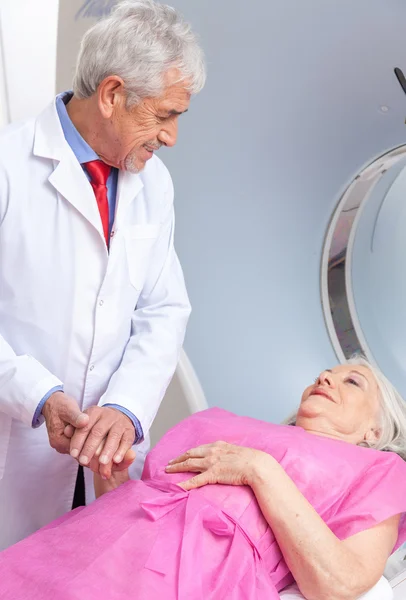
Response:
[42,391,89,454]
[68,406,136,479]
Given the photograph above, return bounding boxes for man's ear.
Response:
[98,76,126,119]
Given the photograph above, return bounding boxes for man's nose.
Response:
[158,119,179,148]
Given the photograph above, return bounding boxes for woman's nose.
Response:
[318,371,334,387]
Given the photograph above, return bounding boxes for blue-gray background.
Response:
[158,0,406,422]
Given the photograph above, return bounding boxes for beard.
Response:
[124,150,144,174]
[124,142,161,174]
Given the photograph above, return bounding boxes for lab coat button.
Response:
[89,365,95,372]
[99,300,104,307]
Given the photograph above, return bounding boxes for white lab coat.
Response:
[0,98,191,550]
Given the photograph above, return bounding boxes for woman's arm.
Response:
[94,469,130,499]
[166,442,399,600]
[250,456,399,600]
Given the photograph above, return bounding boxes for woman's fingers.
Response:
[167,451,202,465]
[166,458,206,474]
[168,444,216,466]
[178,473,211,491]
[112,449,136,473]
[88,454,103,475]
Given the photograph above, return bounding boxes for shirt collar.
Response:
[55,91,99,165]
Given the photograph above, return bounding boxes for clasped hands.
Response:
[42,391,136,479]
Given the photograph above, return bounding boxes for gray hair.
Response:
[73,0,206,106]
[284,355,406,461]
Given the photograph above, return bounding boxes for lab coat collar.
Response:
[33,98,144,238]
[33,98,69,162]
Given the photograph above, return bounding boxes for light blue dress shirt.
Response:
[32,92,143,444]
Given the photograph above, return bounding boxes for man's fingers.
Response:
[69,415,104,462]
[77,424,110,466]
[100,428,134,466]
[59,402,89,429]
[49,433,71,454]
[46,418,71,454]
[64,424,75,439]
[66,407,136,479]
[99,429,134,480]
[112,435,136,465]
[95,440,105,457]
[98,428,125,479]
[75,413,89,427]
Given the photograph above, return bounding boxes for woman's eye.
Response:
[347,378,359,387]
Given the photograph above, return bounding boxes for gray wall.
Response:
[56,1,119,92]
[159,0,406,423]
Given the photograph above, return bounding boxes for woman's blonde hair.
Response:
[284,355,406,460]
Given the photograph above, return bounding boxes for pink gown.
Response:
[1,407,406,600]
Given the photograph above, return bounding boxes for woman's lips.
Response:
[311,389,335,402]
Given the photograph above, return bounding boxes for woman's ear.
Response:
[364,427,381,444]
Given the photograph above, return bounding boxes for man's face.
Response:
[99,69,191,173]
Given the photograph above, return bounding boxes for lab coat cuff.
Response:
[27,375,64,428]
[32,385,64,429]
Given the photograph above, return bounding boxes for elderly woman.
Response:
[1,357,406,600]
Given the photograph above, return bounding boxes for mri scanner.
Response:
[1,0,406,597]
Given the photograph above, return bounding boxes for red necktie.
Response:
[85,160,111,245]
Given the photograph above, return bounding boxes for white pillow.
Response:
[385,544,406,599]
[279,577,393,600]
[389,570,406,600]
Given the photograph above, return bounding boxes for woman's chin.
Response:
[297,403,329,421]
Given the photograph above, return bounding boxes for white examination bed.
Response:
[280,578,393,599]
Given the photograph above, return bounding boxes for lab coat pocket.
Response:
[124,224,161,291]
[0,415,12,481]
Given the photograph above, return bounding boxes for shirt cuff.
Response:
[32,385,64,428]
[103,404,144,444]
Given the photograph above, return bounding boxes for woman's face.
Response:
[296,364,381,445]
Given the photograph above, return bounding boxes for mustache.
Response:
[143,143,162,151]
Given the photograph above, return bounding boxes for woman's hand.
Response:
[165,441,273,491]
[93,448,136,499]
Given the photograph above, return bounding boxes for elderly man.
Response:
[0,0,206,549]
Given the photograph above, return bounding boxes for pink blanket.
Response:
[1,408,406,600]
